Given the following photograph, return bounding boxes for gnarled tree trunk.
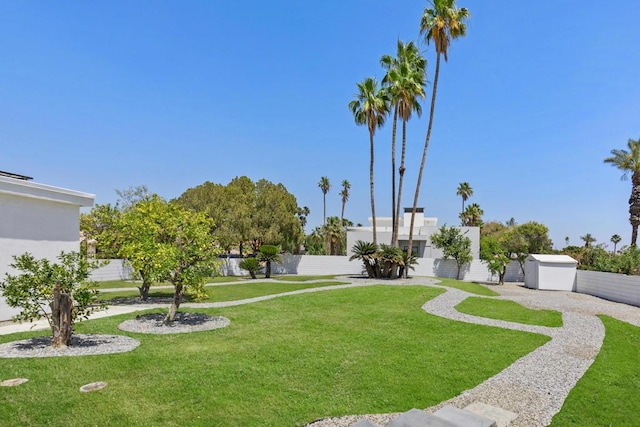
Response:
[165,283,183,324]
[51,282,73,348]
[629,171,640,247]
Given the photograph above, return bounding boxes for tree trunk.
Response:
[165,283,183,324]
[323,194,327,226]
[265,261,272,278]
[394,119,408,248]
[249,270,257,279]
[456,263,461,280]
[390,106,398,247]
[51,283,72,348]
[407,52,442,272]
[139,277,151,301]
[369,131,377,245]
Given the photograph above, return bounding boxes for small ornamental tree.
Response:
[0,252,104,348]
[431,225,473,280]
[239,257,261,279]
[257,245,281,278]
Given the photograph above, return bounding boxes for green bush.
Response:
[239,257,261,279]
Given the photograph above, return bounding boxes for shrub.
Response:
[239,257,261,279]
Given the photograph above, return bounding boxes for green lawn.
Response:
[98,281,349,303]
[550,316,640,426]
[270,275,337,282]
[0,285,548,426]
[95,276,242,290]
[432,278,499,296]
[455,297,563,327]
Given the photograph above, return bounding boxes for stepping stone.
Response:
[387,408,457,427]
[434,405,496,427]
[0,378,28,387]
[463,402,518,427]
[352,420,381,427]
[79,381,107,393]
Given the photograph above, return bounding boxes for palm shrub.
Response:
[377,244,405,279]
[257,245,281,278]
[239,257,261,279]
[350,240,378,278]
[399,250,418,278]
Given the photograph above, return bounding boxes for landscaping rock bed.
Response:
[118,312,230,334]
[0,334,140,358]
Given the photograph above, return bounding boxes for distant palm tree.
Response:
[604,138,640,246]
[381,40,427,246]
[340,180,351,226]
[408,0,470,258]
[460,203,483,227]
[456,182,473,215]
[349,78,390,245]
[611,234,622,253]
[564,236,570,247]
[580,233,596,248]
[318,176,331,226]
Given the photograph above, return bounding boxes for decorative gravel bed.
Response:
[118,312,230,334]
[0,334,140,358]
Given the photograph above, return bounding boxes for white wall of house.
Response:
[0,176,94,321]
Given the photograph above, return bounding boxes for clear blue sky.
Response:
[2,1,639,249]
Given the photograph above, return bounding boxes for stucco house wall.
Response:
[0,175,94,320]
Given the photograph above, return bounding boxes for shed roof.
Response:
[528,254,577,264]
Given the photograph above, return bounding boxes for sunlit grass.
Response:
[0,285,548,427]
[432,278,499,296]
[456,297,563,327]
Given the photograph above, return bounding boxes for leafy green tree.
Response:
[304,227,325,255]
[80,203,122,258]
[381,40,426,247]
[322,216,345,255]
[239,257,261,279]
[604,138,640,246]
[408,0,469,257]
[1,252,103,348]
[349,77,390,245]
[115,185,151,210]
[456,182,473,215]
[318,177,331,226]
[611,234,622,253]
[257,245,281,279]
[431,225,473,279]
[253,179,304,253]
[459,203,483,227]
[297,206,310,230]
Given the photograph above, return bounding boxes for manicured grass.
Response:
[270,275,337,282]
[94,276,242,289]
[550,316,640,426]
[0,285,549,426]
[433,278,499,296]
[455,297,563,327]
[98,281,349,303]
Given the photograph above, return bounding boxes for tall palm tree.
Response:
[611,234,622,253]
[381,40,427,247]
[349,78,390,245]
[604,138,640,246]
[340,179,351,226]
[580,233,596,248]
[407,0,470,258]
[456,182,473,215]
[380,40,427,247]
[318,176,331,226]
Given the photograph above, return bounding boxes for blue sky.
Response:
[2,1,639,249]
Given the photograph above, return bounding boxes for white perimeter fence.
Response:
[90,257,640,308]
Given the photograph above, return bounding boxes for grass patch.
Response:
[94,276,241,290]
[455,297,563,327]
[550,316,640,426]
[270,275,337,282]
[0,286,548,426]
[98,281,348,303]
[433,278,499,296]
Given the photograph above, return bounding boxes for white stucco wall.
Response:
[0,176,94,320]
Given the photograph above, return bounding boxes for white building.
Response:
[346,208,480,259]
[0,171,95,320]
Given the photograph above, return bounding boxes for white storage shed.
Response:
[524,254,578,291]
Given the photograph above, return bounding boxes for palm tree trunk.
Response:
[369,131,377,245]
[630,171,640,247]
[408,52,441,262]
[394,119,408,248]
[390,106,398,246]
[323,193,326,226]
